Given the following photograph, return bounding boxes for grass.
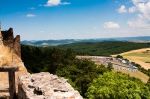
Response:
[112,48,150,70]
[113,69,149,83]
[124,53,150,63]
[0,45,13,66]
[124,52,150,57]
[0,44,28,95]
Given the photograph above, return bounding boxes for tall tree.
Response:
[107,62,113,71]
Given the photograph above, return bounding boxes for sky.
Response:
[0,0,150,40]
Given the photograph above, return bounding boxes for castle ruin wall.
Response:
[1,28,21,57]
[18,72,83,99]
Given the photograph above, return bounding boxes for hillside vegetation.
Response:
[21,42,150,98]
[52,41,150,56]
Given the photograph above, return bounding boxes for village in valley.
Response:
[77,56,138,72]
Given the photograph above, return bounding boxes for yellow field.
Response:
[112,48,150,70]
[113,69,149,83]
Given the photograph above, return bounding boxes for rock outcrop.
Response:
[18,72,83,99]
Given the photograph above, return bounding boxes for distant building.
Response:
[91,57,138,72]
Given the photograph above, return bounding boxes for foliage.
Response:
[116,55,123,59]
[55,59,100,97]
[21,44,102,97]
[21,45,45,73]
[52,41,150,56]
[21,44,150,98]
[107,62,113,71]
[146,78,150,91]
[97,64,109,74]
[86,72,150,99]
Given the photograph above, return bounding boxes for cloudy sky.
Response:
[0,0,150,40]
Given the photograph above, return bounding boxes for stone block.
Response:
[18,72,83,99]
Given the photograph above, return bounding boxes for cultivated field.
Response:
[112,48,150,70]
[113,69,149,83]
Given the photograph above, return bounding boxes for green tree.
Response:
[107,62,113,71]
[146,77,150,91]
[116,55,123,59]
[44,48,65,74]
[86,72,150,99]
[72,59,98,97]
[56,58,99,97]
[97,64,109,74]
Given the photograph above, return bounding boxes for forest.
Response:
[21,41,150,98]
[52,41,150,56]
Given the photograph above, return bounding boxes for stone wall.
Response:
[18,72,83,99]
[1,28,21,57]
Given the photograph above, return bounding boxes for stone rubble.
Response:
[18,72,83,99]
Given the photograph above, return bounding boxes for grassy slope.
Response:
[113,70,149,83]
[112,48,150,70]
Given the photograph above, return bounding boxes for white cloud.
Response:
[129,0,150,19]
[127,14,150,28]
[129,6,136,13]
[45,0,60,6]
[61,2,71,5]
[132,0,146,4]
[127,18,150,28]
[117,5,127,13]
[104,22,120,28]
[44,0,70,7]
[137,14,144,19]
[127,0,150,28]
[26,14,36,17]
[28,7,35,10]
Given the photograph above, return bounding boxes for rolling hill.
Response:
[21,36,150,46]
[52,41,150,56]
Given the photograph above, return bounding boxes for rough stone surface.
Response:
[1,28,21,57]
[0,27,28,98]
[18,72,83,99]
[0,27,82,99]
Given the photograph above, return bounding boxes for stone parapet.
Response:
[18,72,83,99]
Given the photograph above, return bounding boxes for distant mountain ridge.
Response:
[21,36,150,46]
